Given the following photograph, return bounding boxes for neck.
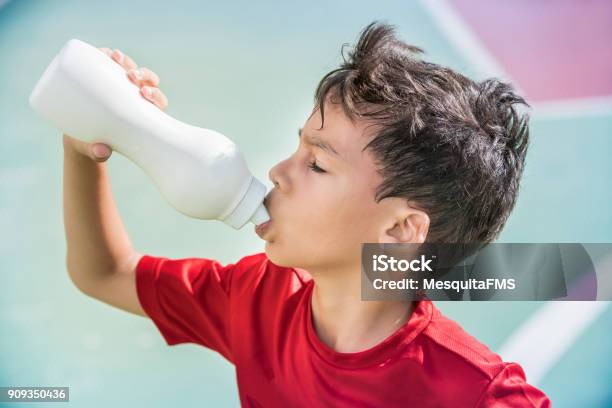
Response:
[308,262,414,353]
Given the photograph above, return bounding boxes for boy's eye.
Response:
[308,159,327,173]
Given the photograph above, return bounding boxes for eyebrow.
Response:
[298,127,341,158]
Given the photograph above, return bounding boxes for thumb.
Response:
[91,143,112,162]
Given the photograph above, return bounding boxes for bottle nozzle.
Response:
[250,202,270,226]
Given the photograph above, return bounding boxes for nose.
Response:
[268,158,291,192]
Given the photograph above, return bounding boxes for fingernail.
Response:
[128,69,142,80]
[142,87,152,97]
[92,145,109,158]
[113,49,123,63]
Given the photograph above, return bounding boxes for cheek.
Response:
[329,185,381,242]
[269,182,379,268]
[297,181,345,223]
[301,182,373,243]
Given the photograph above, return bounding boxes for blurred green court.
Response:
[1,0,611,406]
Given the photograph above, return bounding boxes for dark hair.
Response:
[314,21,530,244]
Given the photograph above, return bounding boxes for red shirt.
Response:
[136,252,551,407]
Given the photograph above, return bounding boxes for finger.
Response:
[111,49,137,71]
[90,143,112,162]
[99,47,113,57]
[141,86,168,111]
[127,67,160,87]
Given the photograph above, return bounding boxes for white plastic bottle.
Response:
[29,38,270,229]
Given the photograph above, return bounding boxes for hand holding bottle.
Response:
[31,39,269,228]
[63,47,168,162]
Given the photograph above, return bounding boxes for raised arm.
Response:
[63,47,167,317]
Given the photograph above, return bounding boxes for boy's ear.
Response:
[378,208,429,244]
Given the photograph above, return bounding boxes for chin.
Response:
[264,243,302,268]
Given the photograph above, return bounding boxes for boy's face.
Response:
[259,101,427,272]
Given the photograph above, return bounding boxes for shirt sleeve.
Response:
[476,363,551,407]
[135,254,238,363]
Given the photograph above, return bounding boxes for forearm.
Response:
[63,139,134,290]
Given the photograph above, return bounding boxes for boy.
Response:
[64,22,551,407]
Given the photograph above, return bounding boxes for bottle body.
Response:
[29,38,269,228]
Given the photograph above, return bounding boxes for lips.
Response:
[255,219,272,239]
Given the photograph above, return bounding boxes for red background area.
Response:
[449,0,612,102]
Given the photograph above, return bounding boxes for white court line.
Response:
[497,301,609,385]
[495,251,612,384]
[498,247,612,384]
[419,0,612,119]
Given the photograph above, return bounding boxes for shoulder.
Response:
[420,303,505,379]
[415,302,550,406]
